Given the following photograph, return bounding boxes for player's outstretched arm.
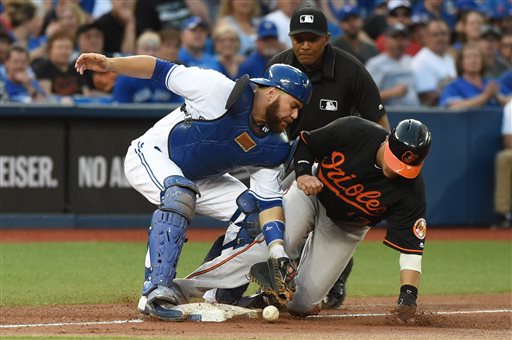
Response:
[395,254,422,323]
[75,53,157,79]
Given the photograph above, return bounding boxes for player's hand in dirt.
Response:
[75,53,111,75]
[394,287,417,323]
[297,175,323,196]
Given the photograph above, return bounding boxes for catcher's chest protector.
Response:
[168,80,290,181]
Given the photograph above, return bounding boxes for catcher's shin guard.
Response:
[143,176,199,296]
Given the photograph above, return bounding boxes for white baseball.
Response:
[262,305,279,322]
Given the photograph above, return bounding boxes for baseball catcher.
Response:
[75,53,312,320]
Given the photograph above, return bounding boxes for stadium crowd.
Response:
[0,0,510,107]
[0,0,511,227]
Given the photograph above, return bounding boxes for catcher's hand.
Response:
[394,287,417,323]
[249,257,297,305]
[75,53,111,75]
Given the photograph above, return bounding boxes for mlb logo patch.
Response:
[300,15,314,23]
[320,99,338,111]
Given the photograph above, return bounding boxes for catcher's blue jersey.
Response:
[168,82,290,181]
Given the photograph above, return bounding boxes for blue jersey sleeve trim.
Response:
[151,59,177,87]
[248,190,283,211]
[258,199,283,211]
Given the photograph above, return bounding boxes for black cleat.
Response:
[322,257,354,309]
[236,292,282,309]
[214,283,249,305]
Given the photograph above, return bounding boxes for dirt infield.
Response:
[1,294,510,339]
[1,228,511,339]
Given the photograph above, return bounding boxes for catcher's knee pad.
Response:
[236,190,259,215]
[209,191,261,257]
[230,190,260,234]
[239,212,260,239]
[160,175,199,222]
[221,214,260,252]
[235,190,261,237]
[144,176,199,295]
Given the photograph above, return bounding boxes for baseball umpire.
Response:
[210,6,390,309]
[172,116,431,322]
[75,53,312,320]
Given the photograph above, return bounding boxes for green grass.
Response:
[1,240,510,306]
[350,240,512,296]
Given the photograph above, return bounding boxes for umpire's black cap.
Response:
[289,7,328,36]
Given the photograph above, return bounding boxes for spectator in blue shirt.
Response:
[113,31,182,104]
[178,16,221,71]
[237,20,285,79]
[440,43,508,109]
[2,44,46,103]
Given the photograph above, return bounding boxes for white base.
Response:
[170,302,260,322]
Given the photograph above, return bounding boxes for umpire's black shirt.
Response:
[269,44,387,139]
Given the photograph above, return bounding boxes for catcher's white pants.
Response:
[174,182,370,314]
[124,138,247,288]
[124,139,246,221]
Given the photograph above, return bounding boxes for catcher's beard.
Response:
[265,96,284,132]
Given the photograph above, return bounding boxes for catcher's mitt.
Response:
[248,257,297,305]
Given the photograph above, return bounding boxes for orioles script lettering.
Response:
[319,151,386,216]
